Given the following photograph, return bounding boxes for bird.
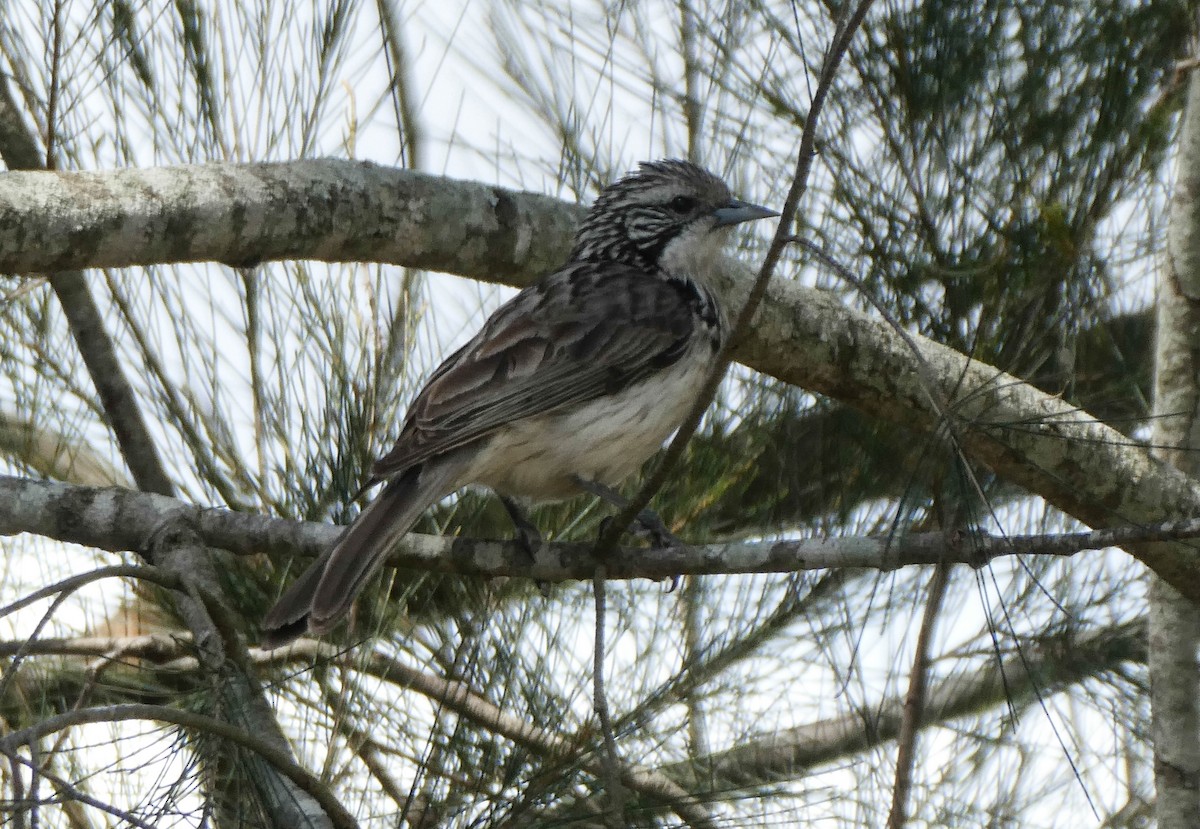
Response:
[261,159,777,649]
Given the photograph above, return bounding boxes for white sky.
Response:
[0,1,1165,826]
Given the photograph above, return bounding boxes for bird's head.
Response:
[569,159,778,276]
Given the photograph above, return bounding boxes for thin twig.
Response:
[592,566,627,827]
[592,0,880,556]
[44,0,63,169]
[887,563,951,828]
[3,751,158,829]
[0,564,184,708]
[658,619,1146,792]
[270,640,718,828]
[0,704,358,829]
[0,69,176,498]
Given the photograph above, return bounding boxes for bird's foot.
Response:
[632,508,684,550]
[633,510,683,592]
[512,522,543,564]
[598,507,683,549]
[597,508,685,591]
[501,495,550,595]
[575,476,684,550]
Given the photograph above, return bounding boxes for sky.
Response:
[0,1,1166,825]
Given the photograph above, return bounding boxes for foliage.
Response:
[0,0,1192,827]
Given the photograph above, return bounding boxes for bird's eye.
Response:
[667,195,697,214]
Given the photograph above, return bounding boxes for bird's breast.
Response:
[467,341,715,501]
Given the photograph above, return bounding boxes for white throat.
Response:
[657,223,734,288]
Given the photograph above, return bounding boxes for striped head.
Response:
[568,160,777,276]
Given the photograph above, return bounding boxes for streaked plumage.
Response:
[262,160,776,648]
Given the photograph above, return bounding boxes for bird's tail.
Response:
[261,456,465,649]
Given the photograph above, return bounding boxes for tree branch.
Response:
[1,616,1148,819]
[887,563,951,828]
[139,522,335,828]
[1149,10,1200,825]
[3,161,1197,599]
[5,475,1200,584]
[272,641,717,829]
[0,73,174,497]
[0,703,357,829]
[0,160,578,278]
[663,618,1147,797]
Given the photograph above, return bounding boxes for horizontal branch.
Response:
[0,160,578,279]
[2,162,1199,599]
[4,476,1199,582]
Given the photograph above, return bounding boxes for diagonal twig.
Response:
[592,0,881,557]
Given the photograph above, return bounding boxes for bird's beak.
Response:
[712,199,779,228]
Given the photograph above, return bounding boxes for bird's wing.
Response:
[370,261,712,480]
